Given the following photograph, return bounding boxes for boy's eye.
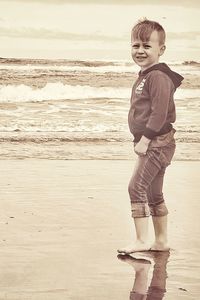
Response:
[131,44,139,49]
[144,45,151,49]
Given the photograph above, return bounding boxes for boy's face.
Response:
[131,30,165,71]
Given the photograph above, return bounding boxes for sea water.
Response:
[0,58,199,159]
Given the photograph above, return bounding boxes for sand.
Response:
[0,159,199,299]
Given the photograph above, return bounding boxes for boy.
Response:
[118,19,183,254]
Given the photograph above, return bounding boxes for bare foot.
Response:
[150,241,170,252]
[117,240,150,254]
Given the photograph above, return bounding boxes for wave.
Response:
[0,122,127,133]
[0,83,199,103]
[0,57,126,67]
[0,63,139,74]
[0,131,199,144]
[2,64,200,75]
[0,136,125,143]
[0,83,130,102]
[1,58,200,78]
[1,57,200,67]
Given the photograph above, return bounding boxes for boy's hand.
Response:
[134,136,151,156]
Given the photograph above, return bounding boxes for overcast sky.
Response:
[7,0,200,6]
[0,0,199,60]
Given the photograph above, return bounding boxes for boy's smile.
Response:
[131,31,165,71]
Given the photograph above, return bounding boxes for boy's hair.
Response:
[132,18,166,45]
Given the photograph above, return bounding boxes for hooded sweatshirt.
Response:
[128,63,184,142]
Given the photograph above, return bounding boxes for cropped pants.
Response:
[128,130,176,218]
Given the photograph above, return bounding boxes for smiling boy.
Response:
[118,19,184,254]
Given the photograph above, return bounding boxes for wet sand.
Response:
[0,159,199,299]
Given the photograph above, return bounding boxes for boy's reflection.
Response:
[118,251,169,300]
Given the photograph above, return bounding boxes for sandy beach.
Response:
[1,0,200,298]
[0,159,199,299]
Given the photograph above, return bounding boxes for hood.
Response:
[140,63,184,88]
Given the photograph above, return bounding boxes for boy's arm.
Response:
[135,72,174,156]
[143,72,174,140]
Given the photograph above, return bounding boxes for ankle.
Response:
[155,237,168,245]
[136,237,148,244]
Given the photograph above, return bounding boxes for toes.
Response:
[117,247,128,253]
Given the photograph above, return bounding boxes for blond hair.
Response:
[132,18,166,45]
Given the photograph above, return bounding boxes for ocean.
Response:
[0,58,199,160]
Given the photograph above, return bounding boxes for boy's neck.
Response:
[140,62,160,73]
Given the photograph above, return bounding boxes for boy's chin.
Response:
[133,60,147,69]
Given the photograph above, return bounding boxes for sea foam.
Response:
[1,63,200,75]
[0,83,199,103]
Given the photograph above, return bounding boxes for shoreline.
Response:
[0,135,199,160]
[0,142,199,161]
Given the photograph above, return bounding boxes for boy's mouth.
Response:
[136,56,147,60]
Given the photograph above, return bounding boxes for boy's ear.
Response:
[159,45,166,56]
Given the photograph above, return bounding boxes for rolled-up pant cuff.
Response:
[131,202,168,218]
[131,202,150,218]
[149,202,168,217]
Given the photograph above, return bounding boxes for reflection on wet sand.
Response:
[118,251,170,300]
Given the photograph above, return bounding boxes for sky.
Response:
[0,0,199,61]
[8,0,200,6]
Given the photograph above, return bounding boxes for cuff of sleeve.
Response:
[143,127,158,139]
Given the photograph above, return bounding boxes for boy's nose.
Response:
[137,46,145,53]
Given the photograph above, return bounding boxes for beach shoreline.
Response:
[0,135,199,160]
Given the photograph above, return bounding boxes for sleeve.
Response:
[143,72,174,139]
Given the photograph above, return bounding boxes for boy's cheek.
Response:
[131,53,136,61]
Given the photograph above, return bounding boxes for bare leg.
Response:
[147,167,170,251]
[118,217,150,254]
[151,215,169,251]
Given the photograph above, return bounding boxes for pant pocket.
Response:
[160,141,176,167]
